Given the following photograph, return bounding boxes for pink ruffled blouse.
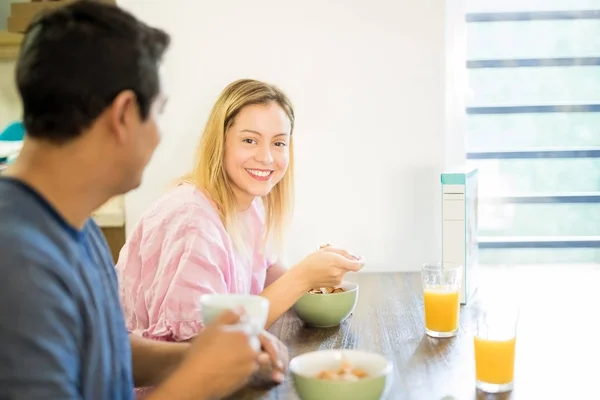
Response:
[116,183,274,342]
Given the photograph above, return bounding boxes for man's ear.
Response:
[106,90,139,145]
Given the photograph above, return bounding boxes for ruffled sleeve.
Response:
[139,205,231,342]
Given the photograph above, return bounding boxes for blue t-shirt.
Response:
[0,178,134,399]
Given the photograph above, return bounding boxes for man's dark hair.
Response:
[16,0,171,144]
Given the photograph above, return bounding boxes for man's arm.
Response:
[129,335,189,388]
[0,258,81,398]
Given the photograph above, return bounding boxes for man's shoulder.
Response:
[0,221,84,339]
[0,223,78,314]
[0,218,62,260]
[0,228,75,297]
[0,190,77,283]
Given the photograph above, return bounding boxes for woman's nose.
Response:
[255,145,274,164]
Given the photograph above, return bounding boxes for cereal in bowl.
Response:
[307,287,345,294]
[316,360,369,381]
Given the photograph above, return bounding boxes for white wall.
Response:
[0,60,21,129]
[120,0,467,272]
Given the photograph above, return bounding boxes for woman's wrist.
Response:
[286,261,312,291]
[260,263,313,328]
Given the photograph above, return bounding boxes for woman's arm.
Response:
[260,265,308,329]
[264,262,288,287]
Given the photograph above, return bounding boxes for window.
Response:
[465,1,600,265]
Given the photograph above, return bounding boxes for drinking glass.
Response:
[421,262,462,338]
[474,305,519,393]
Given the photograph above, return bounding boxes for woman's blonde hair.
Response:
[182,79,295,256]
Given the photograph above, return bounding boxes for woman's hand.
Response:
[293,246,364,290]
[258,245,365,329]
[319,244,362,261]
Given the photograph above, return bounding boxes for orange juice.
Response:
[423,289,460,332]
[474,336,516,384]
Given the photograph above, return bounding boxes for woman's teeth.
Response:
[247,169,272,177]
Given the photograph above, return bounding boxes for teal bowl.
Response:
[293,281,358,328]
[290,349,393,400]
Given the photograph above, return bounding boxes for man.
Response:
[0,1,286,399]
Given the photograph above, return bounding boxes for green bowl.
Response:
[290,349,393,400]
[293,281,358,328]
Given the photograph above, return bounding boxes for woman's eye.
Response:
[243,138,256,144]
[274,142,287,147]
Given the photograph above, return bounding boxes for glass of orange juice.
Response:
[421,262,462,338]
[474,306,519,393]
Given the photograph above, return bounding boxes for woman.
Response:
[116,78,363,343]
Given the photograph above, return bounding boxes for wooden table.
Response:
[233,265,600,399]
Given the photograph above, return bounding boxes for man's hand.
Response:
[248,330,289,388]
[149,308,260,400]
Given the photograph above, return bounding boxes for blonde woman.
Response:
[116,79,363,382]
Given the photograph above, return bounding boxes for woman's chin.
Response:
[243,184,275,198]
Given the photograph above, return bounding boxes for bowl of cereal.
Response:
[290,349,393,400]
[293,281,359,328]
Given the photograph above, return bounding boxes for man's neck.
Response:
[5,140,116,230]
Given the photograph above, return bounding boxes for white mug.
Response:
[200,294,270,351]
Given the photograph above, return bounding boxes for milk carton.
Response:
[441,167,479,305]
